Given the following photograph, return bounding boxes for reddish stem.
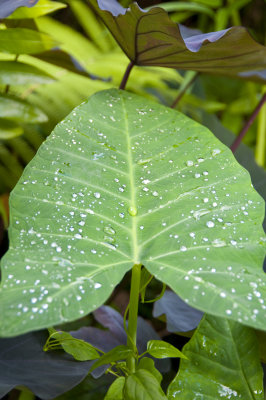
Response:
[230,93,266,153]
[119,61,135,90]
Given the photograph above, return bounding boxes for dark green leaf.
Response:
[167,314,264,399]
[147,340,187,359]
[89,345,133,373]
[104,377,125,400]
[137,357,162,384]
[0,28,58,54]
[124,369,167,400]
[0,94,47,123]
[44,328,100,361]
[0,89,265,337]
[89,0,266,83]
[0,61,54,85]
[8,0,66,19]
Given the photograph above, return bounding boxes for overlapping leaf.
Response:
[0,331,95,399]
[89,0,266,83]
[0,0,39,18]
[0,89,265,338]
[0,61,54,85]
[7,0,66,19]
[167,314,264,399]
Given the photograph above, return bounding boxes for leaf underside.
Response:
[167,314,264,399]
[0,89,265,337]
[89,0,266,83]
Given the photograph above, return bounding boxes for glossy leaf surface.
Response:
[0,89,265,337]
[89,0,266,83]
[8,0,66,18]
[124,369,167,400]
[0,94,48,123]
[0,28,58,54]
[0,61,54,85]
[137,358,162,383]
[167,314,264,399]
[0,331,94,399]
[146,340,187,359]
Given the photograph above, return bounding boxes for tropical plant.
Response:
[0,0,266,399]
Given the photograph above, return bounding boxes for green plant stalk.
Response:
[255,87,266,167]
[126,263,142,373]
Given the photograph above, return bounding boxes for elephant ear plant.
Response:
[1,0,266,399]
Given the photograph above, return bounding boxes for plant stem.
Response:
[255,87,266,166]
[230,93,266,153]
[126,263,142,373]
[119,61,134,90]
[171,71,199,109]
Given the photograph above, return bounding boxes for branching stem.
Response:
[230,93,266,153]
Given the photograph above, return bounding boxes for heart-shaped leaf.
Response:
[0,89,265,338]
[89,0,266,83]
[167,314,264,399]
[0,0,39,18]
[0,331,95,399]
[153,290,203,332]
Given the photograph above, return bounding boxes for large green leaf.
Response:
[89,0,266,83]
[0,89,265,337]
[0,61,54,85]
[0,28,58,54]
[167,314,264,399]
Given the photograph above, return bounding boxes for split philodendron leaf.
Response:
[89,0,266,84]
[0,89,265,337]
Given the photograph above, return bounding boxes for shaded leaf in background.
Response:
[0,331,95,399]
[54,374,114,400]
[7,0,66,19]
[0,89,265,338]
[167,314,264,399]
[0,119,24,140]
[0,0,39,18]
[0,94,48,123]
[71,305,170,377]
[0,28,58,54]
[0,61,54,86]
[89,0,266,83]
[153,290,203,332]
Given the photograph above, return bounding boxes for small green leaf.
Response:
[0,28,58,54]
[124,369,167,400]
[137,357,162,384]
[0,61,54,85]
[44,328,100,361]
[8,0,67,19]
[0,95,47,123]
[89,345,134,373]
[0,119,23,140]
[147,340,187,359]
[104,377,125,400]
